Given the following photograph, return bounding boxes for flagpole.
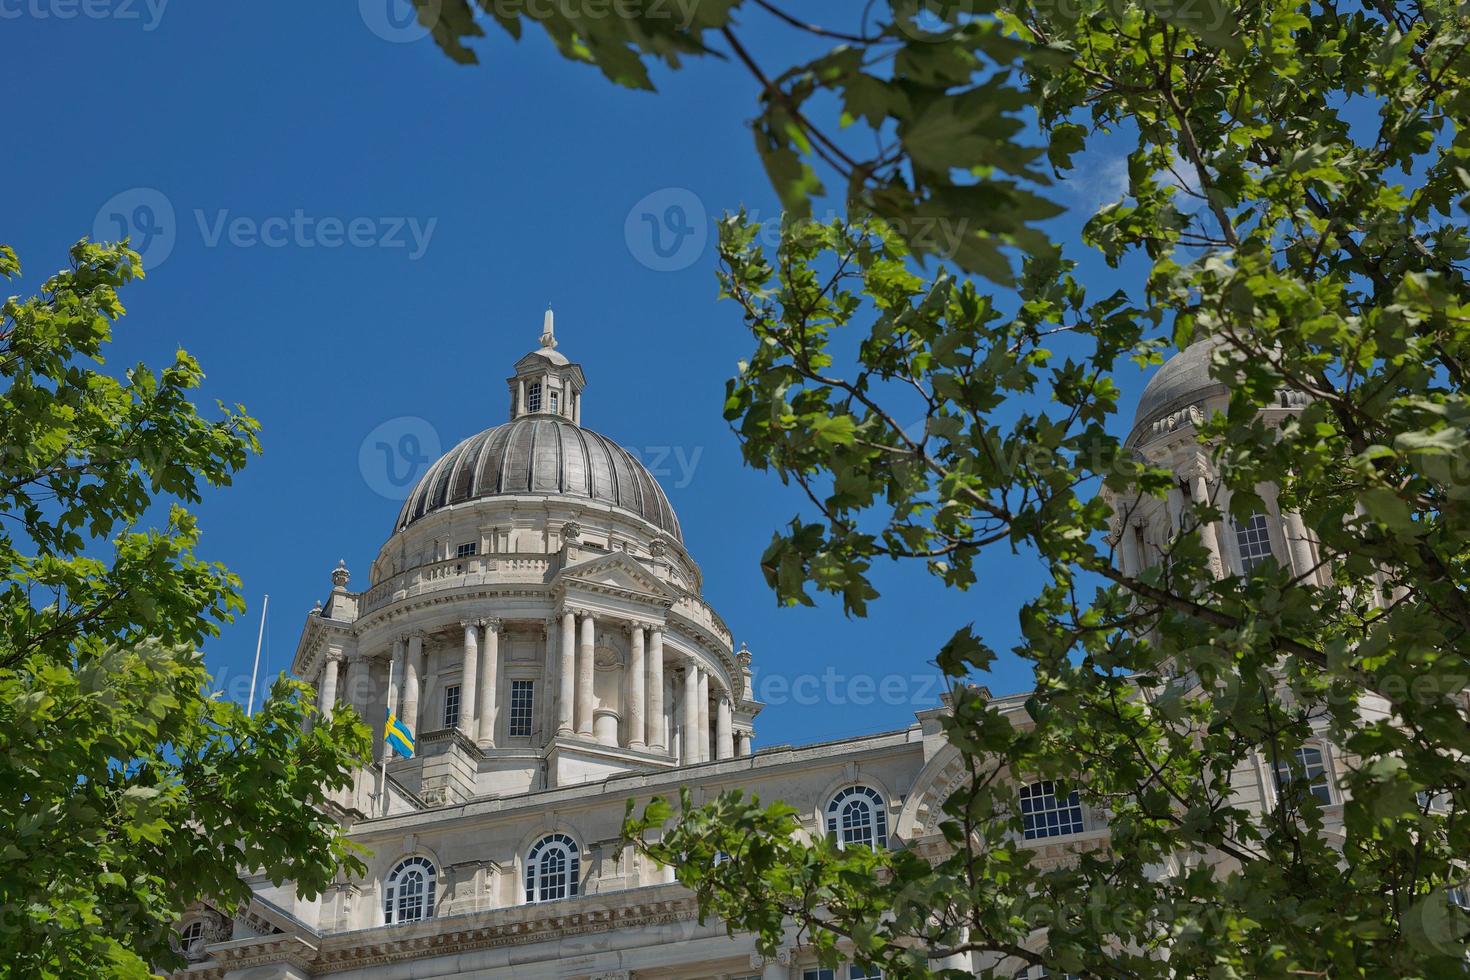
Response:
[246,594,269,717]
[381,656,394,818]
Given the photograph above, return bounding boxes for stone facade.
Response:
[175,330,1361,979]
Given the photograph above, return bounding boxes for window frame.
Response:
[456,541,477,558]
[527,382,543,413]
[508,679,535,738]
[1273,744,1333,806]
[177,919,206,954]
[1233,512,1275,572]
[443,684,461,730]
[1018,780,1086,841]
[384,856,437,924]
[825,785,889,851]
[524,833,580,904]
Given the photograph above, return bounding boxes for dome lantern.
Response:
[507,306,586,423]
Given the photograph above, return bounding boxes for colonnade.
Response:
[558,607,741,762]
[1112,456,1323,584]
[314,611,749,764]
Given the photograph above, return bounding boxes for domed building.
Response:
[176,315,976,979]
[1113,338,1319,585]
[174,331,1352,979]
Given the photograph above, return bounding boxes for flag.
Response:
[385,710,415,759]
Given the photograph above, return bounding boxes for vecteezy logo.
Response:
[624,188,708,272]
[360,0,440,43]
[359,416,441,500]
[93,187,177,270]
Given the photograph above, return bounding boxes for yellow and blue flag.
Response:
[385,710,415,758]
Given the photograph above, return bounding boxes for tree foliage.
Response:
[0,240,371,978]
[421,0,1470,974]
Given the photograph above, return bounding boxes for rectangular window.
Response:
[443,685,460,730]
[1234,513,1274,572]
[1019,780,1086,840]
[550,390,560,413]
[456,541,477,558]
[527,382,542,412]
[850,968,884,979]
[1274,745,1331,805]
[509,680,534,738]
[803,971,836,980]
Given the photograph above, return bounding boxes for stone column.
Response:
[317,655,340,720]
[387,634,405,717]
[755,952,787,980]
[459,620,480,741]
[343,656,367,720]
[558,608,576,735]
[716,694,734,760]
[626,623,646,749]
[1120,521,1143,576]
[516,377,525,418]
[1283,510,1317,580]
[681,662,699,765]
[696,669,711,764]
[1188,467,1225,578]
[402,632,423,735]
[646,626,665,751]
[576,611,596,737]
[479,619,501,748]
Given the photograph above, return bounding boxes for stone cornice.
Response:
[292,613,357,680]
[560,575,676,609]
[190,891,704,978]
[357,584,558,635]
[358,725,922,837]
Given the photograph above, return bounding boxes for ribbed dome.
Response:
[1127,339,1229,446]
[395,416,682,540]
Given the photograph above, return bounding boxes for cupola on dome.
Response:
[393,309,682,540]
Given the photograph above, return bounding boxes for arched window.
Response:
[384,856,437,924]
[1019,780,1085,840]
[527,382,543,413]
[826,785,888,850]
[525,833,580,903]
[1274,745,1332,805]
[177,919,205,954]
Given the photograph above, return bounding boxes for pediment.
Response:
[557,551,678,603]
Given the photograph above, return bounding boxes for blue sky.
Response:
[3,2,1153,748]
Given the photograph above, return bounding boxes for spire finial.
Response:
[540,304,556,349]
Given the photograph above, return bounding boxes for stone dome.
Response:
[395,415,682,541]
[1127,339,1229,447]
